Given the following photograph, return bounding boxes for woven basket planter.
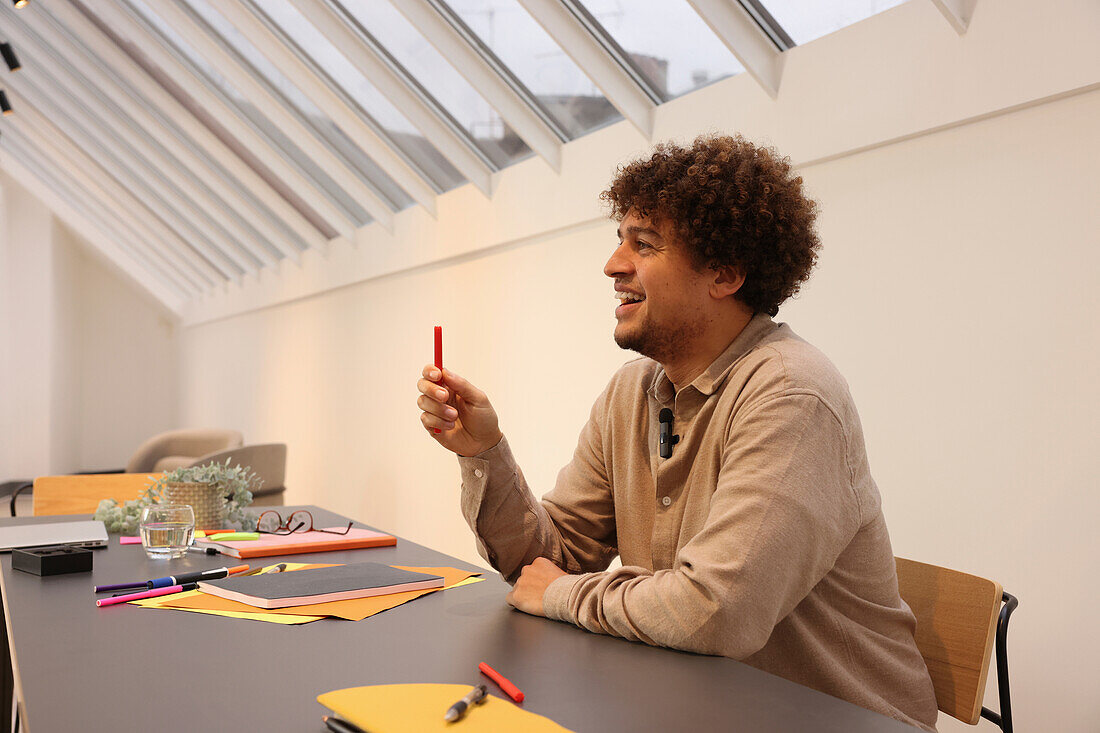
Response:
[163,481,227,529]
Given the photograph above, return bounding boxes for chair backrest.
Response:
[126,428,244,473]
[895,557,1002,725]
[32,474,159,516]
[188,443,287,494]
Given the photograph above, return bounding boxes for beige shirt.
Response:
[458,314,938,731]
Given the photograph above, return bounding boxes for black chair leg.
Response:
[979,590,1018,732]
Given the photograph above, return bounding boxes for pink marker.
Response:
[95,583,197,607]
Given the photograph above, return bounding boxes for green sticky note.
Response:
[209,532,260,541]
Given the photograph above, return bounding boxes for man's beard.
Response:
[614,313,704,364]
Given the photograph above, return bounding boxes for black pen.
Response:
[445,684,488,722]
[187,545,220,556]
[322,715,366,733]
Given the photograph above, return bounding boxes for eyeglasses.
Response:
[256,510,352,536]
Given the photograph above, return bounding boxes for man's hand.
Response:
[506,558,567,617]
[417,365,503,457]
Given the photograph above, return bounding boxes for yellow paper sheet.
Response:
[153,565,482,621]
[131,562,332,624]
[132,589,324,624]
[319,684,574,733]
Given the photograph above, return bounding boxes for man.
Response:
[416,135,938,731]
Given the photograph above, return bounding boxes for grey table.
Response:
[1,508,919,732]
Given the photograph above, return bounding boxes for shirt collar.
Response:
[650,312,779,404]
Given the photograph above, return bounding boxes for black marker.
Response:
[322,715,366,733]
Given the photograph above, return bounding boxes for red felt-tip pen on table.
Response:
[433,326,443,434]
[479,662,524,702]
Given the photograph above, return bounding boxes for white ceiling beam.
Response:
[1,135,199,300]
[44,1,326,254]
[13,66,252,277]
[393,0,564,173]
[4,123,209,294]
[91,0,357,241]
[931,0,977,35]
[7,72,244,281]
[14,2,302,266]
[288,0,495,196]
[687,0,785,99]
[0,147,189,313]
[4,94,220,291]
[150,0,395,233]
[0,18,279,273]
[219,0,439,217]
[516,0,655,138]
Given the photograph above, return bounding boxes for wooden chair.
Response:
[30,474,158,516]
[895,558,1018,732]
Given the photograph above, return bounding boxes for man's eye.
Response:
[637,241,652,250]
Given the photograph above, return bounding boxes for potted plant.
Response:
[94,459,262,533]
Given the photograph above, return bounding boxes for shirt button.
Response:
[661,496,671,507]
[474,469,484,478]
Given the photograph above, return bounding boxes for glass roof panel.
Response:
[576,0,745,101]
[122,0,374,226]
[250,0,466,193]
[443,0,622,139]
[333,0,533,170]
[756,0,907,46]
[180,0,416,213]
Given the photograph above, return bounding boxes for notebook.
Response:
[0,520,109,552]
[198,562,444,609]
[193,527,396,558]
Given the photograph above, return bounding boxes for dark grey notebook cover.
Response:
[201,562,443,601]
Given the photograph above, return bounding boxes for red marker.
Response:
[479,662,524,703]
[434,326,443,374]
[433,326,443,434]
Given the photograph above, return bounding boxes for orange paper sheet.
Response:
[159,565,479,621]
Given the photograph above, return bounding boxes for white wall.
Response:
[49,217,83,473]
[0,174,181,477]
[68,223,181,471]
[0,174,56,478]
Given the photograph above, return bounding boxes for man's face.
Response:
[604,210,714,364]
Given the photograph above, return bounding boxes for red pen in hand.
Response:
[479,662,524,702]
[433,326,443,434]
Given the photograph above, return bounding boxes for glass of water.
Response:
[140,504,195,559]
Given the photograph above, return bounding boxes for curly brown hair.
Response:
[600,134,820,316]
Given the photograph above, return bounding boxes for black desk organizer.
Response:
[12,545,93,576]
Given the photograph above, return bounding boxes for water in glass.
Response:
[140,522,194,558]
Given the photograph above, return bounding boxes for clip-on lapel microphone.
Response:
[658,408,680,458]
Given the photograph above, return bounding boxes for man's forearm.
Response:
[457,436,567,582]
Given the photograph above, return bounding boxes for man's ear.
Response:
[709,265,746,299]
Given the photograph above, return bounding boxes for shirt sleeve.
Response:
[542,391,862,659]
[457,395,617,584]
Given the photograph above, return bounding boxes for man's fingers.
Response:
[420,412,455,433]
[417,394,457,421]
[441,369,489,406]
[420,365,489,408]
[417,377,450,402]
